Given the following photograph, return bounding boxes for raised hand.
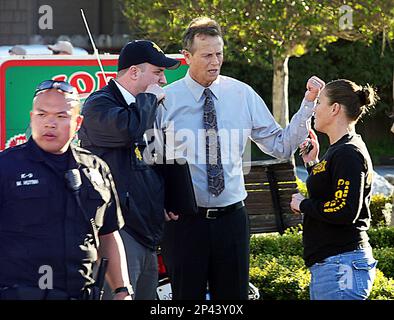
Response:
[305,76,325,102]
[145,83,165,104]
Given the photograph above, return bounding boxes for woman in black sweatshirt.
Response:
[290,79,379,300]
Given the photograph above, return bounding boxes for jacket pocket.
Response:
[352,257,378,298]
[2,183,50,231]
[352,258,378,271]
[11,183,49,199]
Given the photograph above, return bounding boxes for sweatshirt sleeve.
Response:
[299,147,367,225]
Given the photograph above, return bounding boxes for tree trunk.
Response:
[391,67,394,135]
[272,55,290,127]
[391,68,394,115]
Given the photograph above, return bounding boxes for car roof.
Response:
[0,44,89,56]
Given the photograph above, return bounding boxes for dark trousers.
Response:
[161,206,250,300]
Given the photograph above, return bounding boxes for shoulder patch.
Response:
[312,160,327,175]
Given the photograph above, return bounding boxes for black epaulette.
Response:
[0,142,28,158]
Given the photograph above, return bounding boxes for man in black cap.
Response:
[79,40,180,300]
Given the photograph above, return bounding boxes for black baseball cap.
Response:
[118,40,180,71]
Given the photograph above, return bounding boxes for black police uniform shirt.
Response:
[300,133,374,267]
[0,138,124,297]
[79,79,165,251]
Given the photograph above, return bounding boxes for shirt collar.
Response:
[26,137,72,162]
[184,70,220,102]
[114,79,136,105]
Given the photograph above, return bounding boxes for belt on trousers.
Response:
[197,201,245,219]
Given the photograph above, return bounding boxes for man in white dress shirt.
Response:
[156,17,324,300]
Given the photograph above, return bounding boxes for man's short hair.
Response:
[34,90,81,115]
[183,17,222,53]
[64,90,82,114]
[33,80,81,114]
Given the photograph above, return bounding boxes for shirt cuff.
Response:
[301,98,316,117]
[294,99,315,141]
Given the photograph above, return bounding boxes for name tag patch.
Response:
[16,179,39,186]
[15,172,40,187]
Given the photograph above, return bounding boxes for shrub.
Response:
[250,229,303,257]
[249,226,394,299]
[368,226,394,248]
[296,177,308,197]
[369,269,394,300]
[250,258,394,300]
[249,255,310,300]
[370,194,393,227]
[373,247,394,279]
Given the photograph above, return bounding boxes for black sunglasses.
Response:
[34,80,74,97]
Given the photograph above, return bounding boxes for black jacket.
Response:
[79,79,165,250]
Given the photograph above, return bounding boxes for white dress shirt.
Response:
[156,71,314,207]
[113,79,136,105]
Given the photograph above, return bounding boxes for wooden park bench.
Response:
[243,159,303,234]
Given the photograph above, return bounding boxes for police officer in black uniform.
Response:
[0,80,132,300]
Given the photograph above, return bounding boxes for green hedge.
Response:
[368,226,394,248]
[370,194,393,228]
[373,248,394,279]
[250,226,303,257]
[250,255,310,300]
[250,226,394,300]
[369,270,394,300]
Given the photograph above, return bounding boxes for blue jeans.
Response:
[309,247,377,300]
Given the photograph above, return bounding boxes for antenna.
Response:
[80,8,108,85]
